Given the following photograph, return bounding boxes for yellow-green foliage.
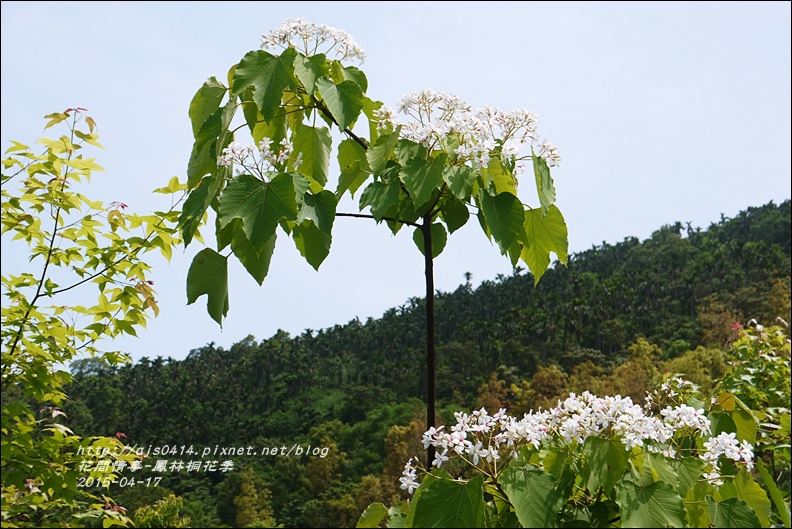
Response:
[1,111,183,527]
[134,494,191,528]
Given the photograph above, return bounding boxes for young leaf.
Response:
[293,125,332,191]
[412,223,447,259]
[186,248,229,326]
[533,150,556,215]
[520,205,568,284]
[189,77,227,137]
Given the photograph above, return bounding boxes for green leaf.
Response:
[179,175,221,247]
[533,150,556,215]
[342,65,368,92]
[359,181,400,222]
[217,173,298,256]
[673,457,706,499]
[186,248,229,326]
[386,503,408,528]
[231,49,296,121]
[232,229,276,285]
[501,466,563,528]
[685,480,714,528]
[484,156,517,195]
[187,101,235,187]
[615,480,687,528]
[410,475,486,528]
[413,223,447,259]
[294,53,328,94]
[337,160,370,199]
[189,77,227,137]
[317,78,363,130]
[709,412,738,436]
[298,191,337,234]
[367,128,400,175]
[439,198,470,234]
[732,407,757,445]
[706,496,762,528]
[479,190,524,254]
[724,468,771,527]
[520,205,569,284]
[756,459,791,528]
[293,194,335,269]
[583,436,628,495]
[644,451,679,491]
[401,153,446,211]
[442,165,477,200]
[357,502,388,528]
[293,125,332,191]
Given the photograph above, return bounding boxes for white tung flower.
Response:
[260,18,366,64]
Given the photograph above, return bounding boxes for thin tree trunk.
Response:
[422,215,436,467]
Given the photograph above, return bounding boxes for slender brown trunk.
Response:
[422,215,436,466]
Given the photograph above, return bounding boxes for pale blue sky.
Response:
[2,2,790,362]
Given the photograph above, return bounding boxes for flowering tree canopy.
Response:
[180,18,567,326]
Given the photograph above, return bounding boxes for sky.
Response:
[1,1,790,363]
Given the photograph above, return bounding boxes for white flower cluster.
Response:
[373,89,560,174]
[217,138,302,179]
[404,389,753,495]
[260,18,366,64]
[399,457,419,494]
[701,432,755,486]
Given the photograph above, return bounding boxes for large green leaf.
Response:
[644,452,679,492]
[484,156,517,195]
[413,223,448,259]
[359,181,401,222]
[367,128,400,175]
[401,154,446,211]
[217,173,298,256]
[232,229,276,285]
[316,78,363,130]
[293,220,332,270]
[533,150,556,215]
[501,466,563,528]
[439,198,470,234]
[479,190,524,254]
[410,475,486,528]
[732,407,758,445]
[337,160,370,199]
[706,497,762,528]
[179,175,221,247]
[293,53,328,94]
[721,468,771,527]
[615,480,687,528]
[685,480,714,527]
[583,436,628,495]
[293,125,332,191]
[187,102,235,187]
[338,138,370,173]
[298,191,337,234]
[342,65,368,92]
[757,459,791,528]
[189,77,227,137]
[231,49,296,121]
[442,165,477,200]
[186,248,228,326]
[673,457,706,499]
[520,205,569,284]
[356,502,388,528]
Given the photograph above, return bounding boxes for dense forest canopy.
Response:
[65,200,790,527]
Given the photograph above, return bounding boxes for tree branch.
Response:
[336,212,419,228]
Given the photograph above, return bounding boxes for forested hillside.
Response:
[65,200,791,527]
